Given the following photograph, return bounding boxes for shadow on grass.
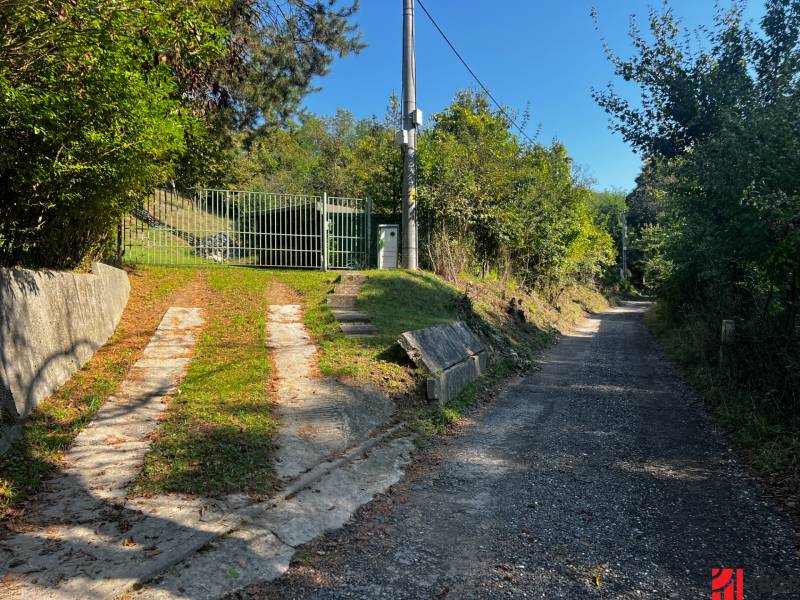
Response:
[359,269,551,360]
[343,270,555,433]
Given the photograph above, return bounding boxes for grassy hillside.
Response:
[1,266,607,519]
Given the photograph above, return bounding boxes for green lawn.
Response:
[131,269,277,497]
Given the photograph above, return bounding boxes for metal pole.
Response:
[322,192,329,271]
[402,0,418,270]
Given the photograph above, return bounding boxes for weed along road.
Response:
[236,300,800,599]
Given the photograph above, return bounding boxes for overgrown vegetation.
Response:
[596,0,799,495]
[0,0,361,269]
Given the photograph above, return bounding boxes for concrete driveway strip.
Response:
[0,307,205,600]
[241,300,800,599]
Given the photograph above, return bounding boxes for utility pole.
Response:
[401,0,419,270]
[620,219,628,283]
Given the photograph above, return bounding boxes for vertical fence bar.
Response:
[322,192,328,271]
[291,195,296,268]
[367,197,372,268]
[267,194,272,267]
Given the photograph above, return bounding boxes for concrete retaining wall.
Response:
[0,262,130,451]
[398,321,488,405]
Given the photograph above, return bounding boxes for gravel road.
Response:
[232,300,800,599]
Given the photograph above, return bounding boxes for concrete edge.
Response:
[111,422,412,599]
[426,350,489,405]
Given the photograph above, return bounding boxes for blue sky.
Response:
[302,1,765,192]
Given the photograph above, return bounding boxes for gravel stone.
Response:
[235,300,800,600]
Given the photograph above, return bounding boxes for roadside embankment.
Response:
[0,262,129,452]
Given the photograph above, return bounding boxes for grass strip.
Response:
[0,267,194,520]
[131,269,277,497]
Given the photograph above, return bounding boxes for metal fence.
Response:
[120,188,372,270]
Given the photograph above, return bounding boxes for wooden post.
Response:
[719,319,735,368]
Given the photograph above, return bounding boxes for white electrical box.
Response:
[412,108,423,127]
[378,224,399,269]
[395,129,408,146]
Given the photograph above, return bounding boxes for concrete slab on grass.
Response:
[398,321,488,405]
[0,306,205,599]
[397,321,485,374]
[267,304,393,481]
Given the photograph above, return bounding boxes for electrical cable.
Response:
[416,0,535,144]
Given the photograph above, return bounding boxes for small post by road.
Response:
[401,0,419,270]
[719,319,735,368]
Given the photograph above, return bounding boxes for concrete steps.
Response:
[326,273,378,337]
[327,294,358,309]
[331,310,371,322]
[333,284,361,295]
[340,322,379,336]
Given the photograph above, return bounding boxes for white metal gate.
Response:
[121,188,371,270]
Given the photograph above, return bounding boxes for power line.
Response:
[415,0,535,145]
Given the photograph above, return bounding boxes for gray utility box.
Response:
[378,224,399,269]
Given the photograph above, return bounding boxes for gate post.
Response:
[366,197,373,268]
[321,192,329,271]
[226,190,231,263]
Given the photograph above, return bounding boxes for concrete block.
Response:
[0,262,130,434]
[397,321,486,373]
[425,350,487,405]
[398,321,488,405]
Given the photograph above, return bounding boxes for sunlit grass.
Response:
[131,269,277,497]
[0,267,194,519]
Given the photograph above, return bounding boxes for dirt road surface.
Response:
[232,300,800,599]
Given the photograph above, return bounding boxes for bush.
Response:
[0,1,228,269]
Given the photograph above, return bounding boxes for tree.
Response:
[595,0,800,408]
[418,91,615,289]
[0,0,228,268]
[219,0,364,130]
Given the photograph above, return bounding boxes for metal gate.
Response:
[121,188,372,269]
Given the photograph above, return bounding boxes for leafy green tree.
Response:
[219,0,363,130]
[418,91,615,289]
[595,0,799,322]
[226,96,403,215]
[595,0,800,411]
[0,0,228,268]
